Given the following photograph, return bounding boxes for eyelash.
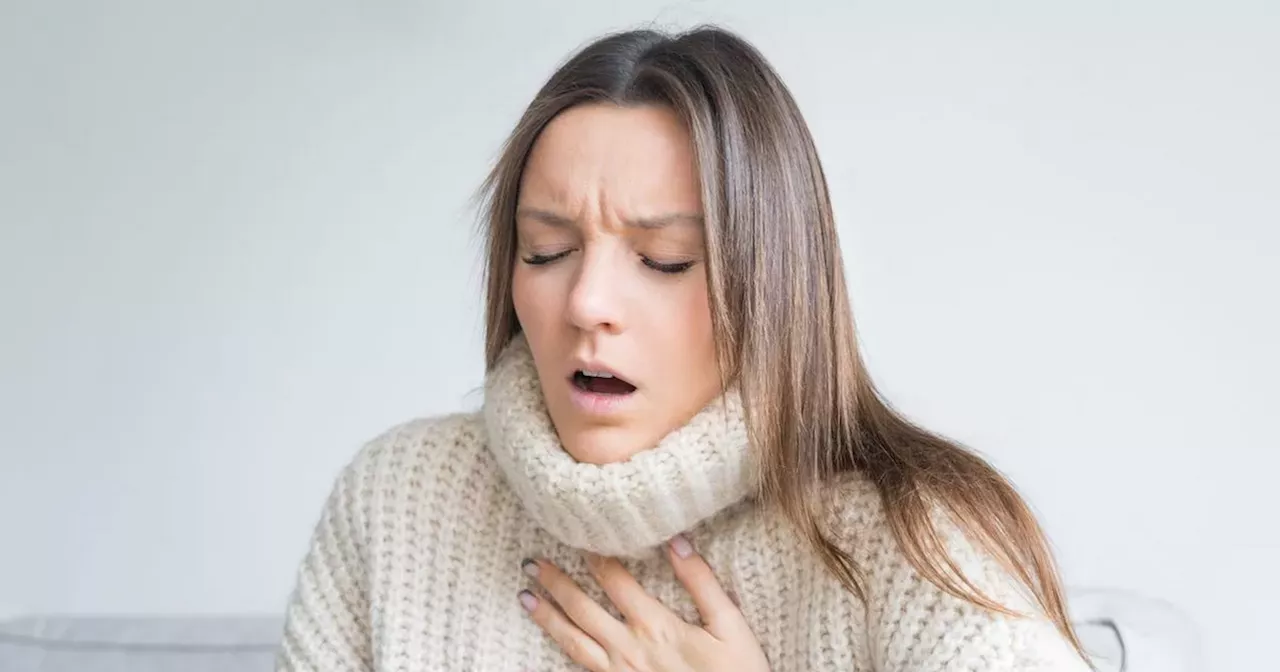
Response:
[521,251,695,275]
[521,251,571,266]
[641,257,696,274]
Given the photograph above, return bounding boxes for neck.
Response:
[481,334,756,557]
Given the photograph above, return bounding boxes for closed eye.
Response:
[642,257,696,274]
[520,250,695,274]
[521,250,572,266]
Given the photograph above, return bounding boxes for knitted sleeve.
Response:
[832,481,1092,671]
[864,535,1091,670]
[276,449,375,672]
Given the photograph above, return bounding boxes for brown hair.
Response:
[476,26,1086,661]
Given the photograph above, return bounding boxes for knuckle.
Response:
[560,637,590,663]
[633,616,679,646]
[615,643,652,670]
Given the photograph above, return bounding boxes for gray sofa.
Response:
[0,589,1196,671]
[0,616,282,672]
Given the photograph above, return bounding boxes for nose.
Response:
[566,247,625,334]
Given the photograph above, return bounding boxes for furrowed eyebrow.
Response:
[625,213,704,230]
[515,207,704,230]
[514,208,577,228]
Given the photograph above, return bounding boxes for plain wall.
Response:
[1,1,1275,670]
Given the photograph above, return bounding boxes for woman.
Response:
[277,26,1093,671]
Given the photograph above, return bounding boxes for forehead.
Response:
[518,103,702,215]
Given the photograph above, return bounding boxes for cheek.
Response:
[511,266,555,331]
[658,281,716,370]
[512,268,568,388]
[685,288,715,347]
[511,268,548,345]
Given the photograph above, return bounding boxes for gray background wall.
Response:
[1,1,1275,670]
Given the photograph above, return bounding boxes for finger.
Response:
[523,558,629,646]
[584,553,667,624]
[666,535,747,638]
[518,590,609,672]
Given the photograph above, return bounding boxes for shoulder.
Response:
[819,472,895,568]
[821,471,1025,605]
[820,473,1088,670]
[350,411,489,474]
[332,411,494,513]
[278,413,494,670]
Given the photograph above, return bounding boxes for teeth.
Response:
[580,370,614,379]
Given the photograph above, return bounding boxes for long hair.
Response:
[476,26,1086,661]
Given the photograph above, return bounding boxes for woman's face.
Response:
[512,103,721,465]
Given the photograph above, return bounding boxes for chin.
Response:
[559,424,653,465]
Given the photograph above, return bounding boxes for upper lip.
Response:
[568,358,634,385]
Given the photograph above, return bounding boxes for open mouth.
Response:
[571,370,637,395]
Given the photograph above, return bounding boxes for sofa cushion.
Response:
[0,616,282,672]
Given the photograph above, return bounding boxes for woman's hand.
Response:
[518,535,770,672]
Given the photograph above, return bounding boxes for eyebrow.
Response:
[515,207,704,230]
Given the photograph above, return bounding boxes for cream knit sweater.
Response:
[277,335,1089,671]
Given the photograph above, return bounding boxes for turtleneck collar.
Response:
[481,334,756,558]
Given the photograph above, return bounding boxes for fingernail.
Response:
[518,589,538,612]
[670,534,694,559]
[520,558,539,578]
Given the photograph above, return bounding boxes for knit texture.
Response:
[483,334,755,558]
[277,336,1090,671]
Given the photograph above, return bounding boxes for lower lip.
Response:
[568,381,636,415]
